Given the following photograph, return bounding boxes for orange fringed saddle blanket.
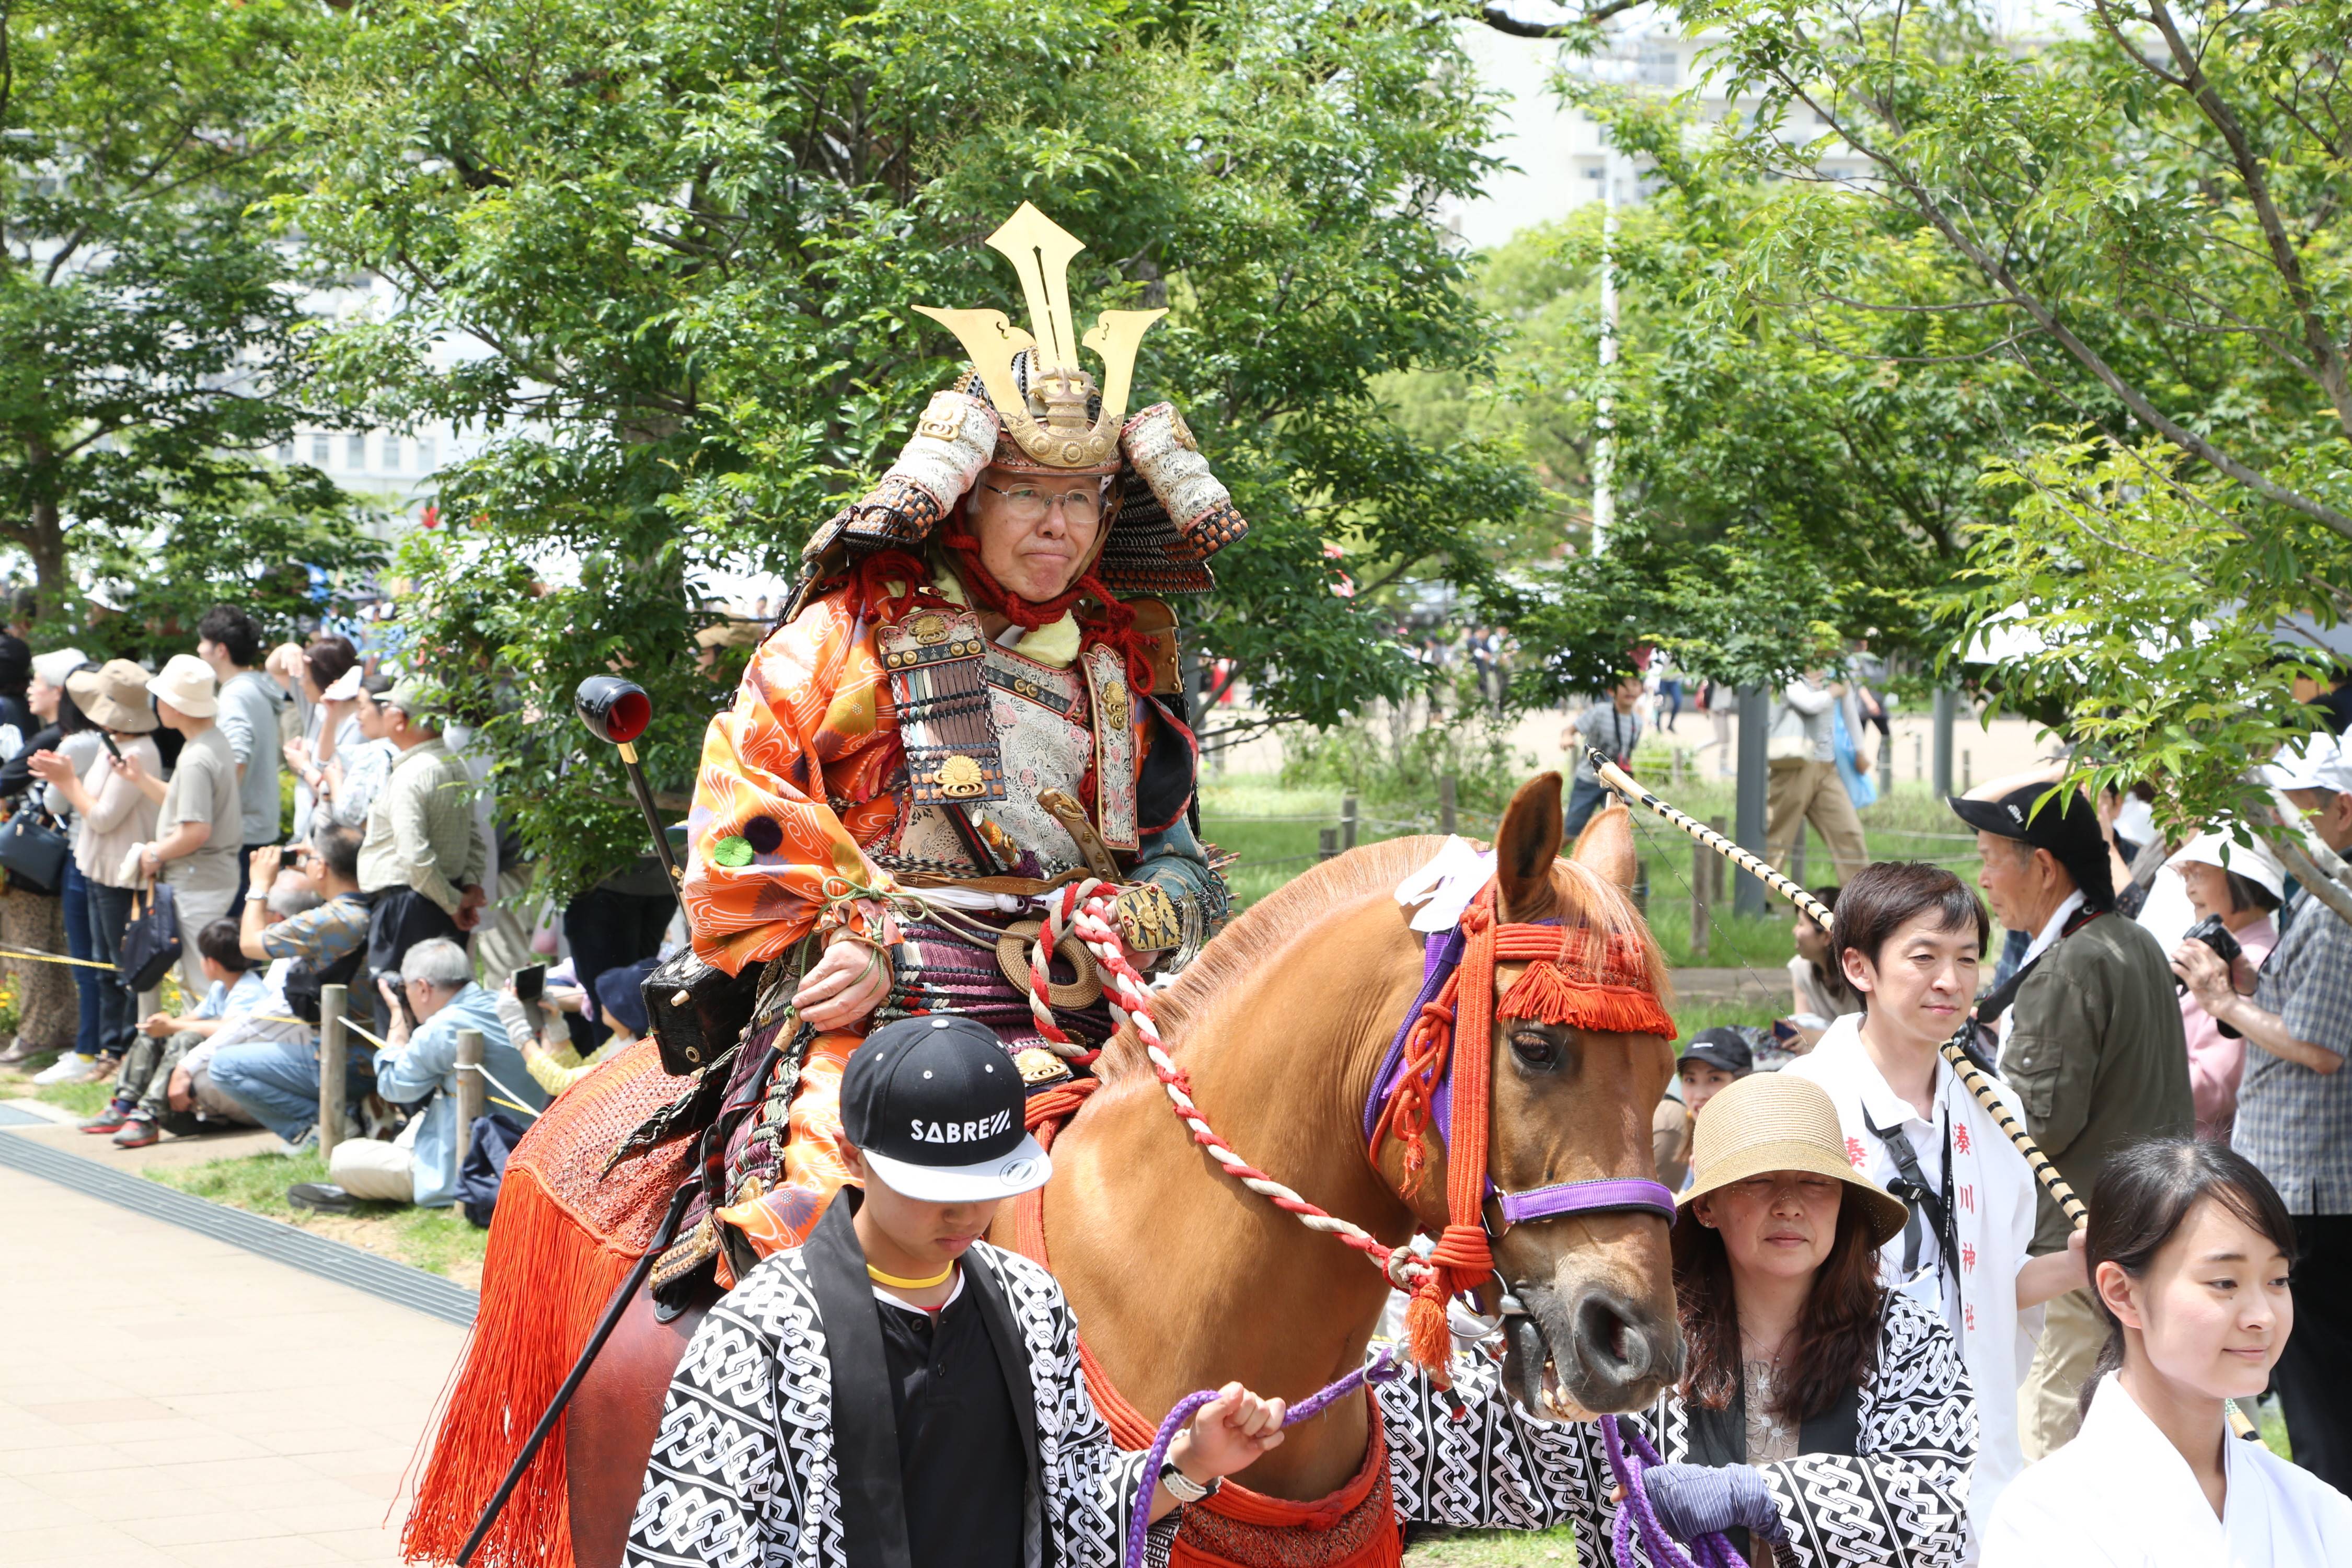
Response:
[403,1041,699,1568]
[1010,1088,1405,1568]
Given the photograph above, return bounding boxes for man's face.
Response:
[295,844,332,896]
[1974,833,2065,928]
[2287,788,2352,854]
[1613,676,1642,710]
[406,976,455,1024]
[155,698,193,735]
[966,466,1106,603]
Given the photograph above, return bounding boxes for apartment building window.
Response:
[276,440,294,463]
[311,433,331,467]
[383,438,401,472]
[417,435,437,472]
[349,433,368,468]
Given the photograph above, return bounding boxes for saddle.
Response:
[628,902,1119,1314]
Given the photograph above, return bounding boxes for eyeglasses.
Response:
[979,481,1105,525]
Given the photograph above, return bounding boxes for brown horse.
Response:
[429,774,1681,1567]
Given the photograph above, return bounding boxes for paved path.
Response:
[0,1158,465,1566]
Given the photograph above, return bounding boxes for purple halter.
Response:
[1364,928,1677,1231]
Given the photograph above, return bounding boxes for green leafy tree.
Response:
[285,0,1537,895]
[1,0,378,646]
[1675,0,2352,876]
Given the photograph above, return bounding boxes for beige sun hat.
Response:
[66,660,159,733]
[1678,1071,1909,1248]
[146,653,218,719]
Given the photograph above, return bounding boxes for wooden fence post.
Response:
[1438,774,1458,836]
[455,1028,486,1173]
[1318,827,1339,862]
[318,983,347,1160]
[1341,794,1358,851]
[1633,858,1649,916]
[1691,833,1712,959]
[1963,749,1973,792]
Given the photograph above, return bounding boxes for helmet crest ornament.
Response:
[916,203,1167,471]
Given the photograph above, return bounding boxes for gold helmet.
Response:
[805,204,1247,596]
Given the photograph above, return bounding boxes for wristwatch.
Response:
[1156,1460,1218,1504]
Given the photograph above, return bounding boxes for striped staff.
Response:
[1586,751,2088,1230]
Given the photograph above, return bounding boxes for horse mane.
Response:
[1094,832,1673,1083]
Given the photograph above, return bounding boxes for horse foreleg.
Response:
[564,1281,715,1568]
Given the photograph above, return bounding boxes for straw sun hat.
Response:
[66,660,159,734]
[1679,1071,1909,1249]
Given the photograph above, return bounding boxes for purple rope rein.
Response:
[1601,1414,1746,1568]
[1121,1349,1407,1568]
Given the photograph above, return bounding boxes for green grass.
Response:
[1404,1525,1577,1565]
[146,1147,491,1283]
[37,1078,113,1117]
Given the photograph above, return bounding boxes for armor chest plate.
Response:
[895,639,1097,876]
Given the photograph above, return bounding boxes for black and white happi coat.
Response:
[1380,1291,1977,1568]
[625,1197,1156,1568]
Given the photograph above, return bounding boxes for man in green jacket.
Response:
[1955,777,2192,1458]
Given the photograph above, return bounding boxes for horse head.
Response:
[1383,773,1683,1418]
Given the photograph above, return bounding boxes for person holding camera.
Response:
[2173,740,2352,1493]
[2163,833,2284,1142]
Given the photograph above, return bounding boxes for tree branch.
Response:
[1476,0,1641,39]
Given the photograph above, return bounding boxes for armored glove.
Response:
[1641,1462,1786,1546]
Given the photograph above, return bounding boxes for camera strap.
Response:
[1862,1102,1956,1285]
[1974,905,2104,1026]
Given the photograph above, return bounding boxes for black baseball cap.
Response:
[840,1016,1051,1203]
[1679,1027,1754,1077]
[1948,782,2114,905]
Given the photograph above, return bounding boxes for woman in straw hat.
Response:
[1375,1070,1976,1568]
[26,661,162,1080]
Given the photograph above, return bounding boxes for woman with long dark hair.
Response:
[1985,1138,2351,1563]
[1380,1069,1978,1567]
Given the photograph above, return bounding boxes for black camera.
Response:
[2178,914,2248,1039]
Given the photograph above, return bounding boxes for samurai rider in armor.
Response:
[681,204,1243,1264]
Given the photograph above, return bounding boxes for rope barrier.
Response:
[0,944,119,971]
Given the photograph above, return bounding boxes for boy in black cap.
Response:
[627,1014,1288,1568]
[1654,1027,1756,1191]
[1951,775,2190,1457]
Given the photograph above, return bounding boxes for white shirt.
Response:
[1999,888,2086,1047]
[1985,1374,2352,1566]
[1788,1014,2045,1555]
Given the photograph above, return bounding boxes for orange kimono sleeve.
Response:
[682,587,903,975]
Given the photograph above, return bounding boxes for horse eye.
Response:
[1511,1031,1559,1069]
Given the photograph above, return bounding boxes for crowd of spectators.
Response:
[0,605,683,1221]
[1634,696,2352,1518]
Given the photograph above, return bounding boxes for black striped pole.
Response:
[1588,751,2088,1230]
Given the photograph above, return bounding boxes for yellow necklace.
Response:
[867,1261,954,1290]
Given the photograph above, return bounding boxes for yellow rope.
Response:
[0,945,120,971]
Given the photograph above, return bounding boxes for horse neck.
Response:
[1042,892,1428,1498]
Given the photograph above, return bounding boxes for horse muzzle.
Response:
[1501,1280,1682,1418]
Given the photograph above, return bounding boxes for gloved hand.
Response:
[1641,1462,1786,1546]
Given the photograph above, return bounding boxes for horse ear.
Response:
[1571,798,1640,893]
[1495,773,1565,923]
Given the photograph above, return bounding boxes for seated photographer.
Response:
[204,827,376,1148]
[2163,833,2283,1142]
[80,918,264,1148]
[294,938,547,1210]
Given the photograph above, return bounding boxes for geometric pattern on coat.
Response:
[624,1238,1157,1568]
[1377,1291,1976,1567]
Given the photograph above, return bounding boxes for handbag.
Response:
[0,806,71,895]
[119,880,184,991]
[1765,699,1813,762]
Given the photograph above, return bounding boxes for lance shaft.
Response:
[1588,750,2088,1232]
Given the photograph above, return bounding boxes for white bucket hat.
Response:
[146,653,218,719]
[2170,831,2286,902]
[30,647,87,688]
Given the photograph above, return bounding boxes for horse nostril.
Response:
[1575,1290,1653,1384]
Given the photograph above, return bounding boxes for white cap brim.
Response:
[322,666,364,701]
[862,1136,1052,1203]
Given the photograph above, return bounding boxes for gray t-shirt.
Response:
[215,668,284,845]
[1571,702,1642,782]
[159,726,243,896]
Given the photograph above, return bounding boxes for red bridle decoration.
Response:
[1369,888,1676,1377]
